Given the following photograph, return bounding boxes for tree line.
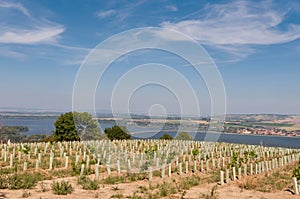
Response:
[0,112,194,143]
[52,112,193,142]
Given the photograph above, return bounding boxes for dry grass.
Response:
[237,163,298,193]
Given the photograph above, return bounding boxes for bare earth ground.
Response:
[0,172,298,199]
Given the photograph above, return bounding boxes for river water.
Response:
[1,117,300,148]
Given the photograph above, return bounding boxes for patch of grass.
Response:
[292,165,300,180]
[51,169,73,178]
[39,182,48,192]
[130,192,143,199]
[238,169,292,192]
[201,185,218,199]
[102,173,146,185]
[111,193,123,198]
[9,173,44,189]
[159,182,177,197]
[209,171,221,183]
[180,175,200,190]
[147,192,159,199]
[0,174,9,189]
[112,185,120,191]
[153,170,160,177]
[0,167,15,175]
[51,180,73,195]
[238,177,257,190]
[71,157,81,176]
[126,173,147,182]
[102,176,125,184]
[78,176,99,190]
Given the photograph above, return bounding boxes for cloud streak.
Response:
[0,26,65,44]
[0,47,26,59]
[166,5,178,12]
[0,0,31,17]
[0,1,94,67]
[0,1,87,65]
[160,0,300,59]
[0,1,65,45]
[96,9,116,18]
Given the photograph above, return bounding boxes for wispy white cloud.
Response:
[0,26,65,44]
[166,5,178,12]
[0,47,26,59]
[95,0,147,23]
[0,1,89,65]
[0,1,65,45]
[96,9,116,18]
[0,0,31,17]
[160,0,300,59]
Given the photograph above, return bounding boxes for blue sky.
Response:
[0,0,300,115]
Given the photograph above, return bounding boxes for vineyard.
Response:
[0,140,299,198]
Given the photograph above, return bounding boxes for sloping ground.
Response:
[183,183,297,199]
[0,166,298,199]
[274,116,300,131]
[0,177,297,199]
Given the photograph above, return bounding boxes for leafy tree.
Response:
[104,125,131,141]
[53,112,80,142]
[73,112,101,140]
[175,132,193,140]
[52,112,101,142]
[0,126,28,142]
[159,133,173,140]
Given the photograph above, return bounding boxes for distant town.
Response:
[236,127,300,137]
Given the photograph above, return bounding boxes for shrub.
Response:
[9,173,42,189]
[0,175,9,189]
[175,132,192,140]
[159,134,173,140]
[51,180,73,195]
[104,125,131,141]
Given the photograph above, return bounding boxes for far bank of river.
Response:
[1,117,300,148]
[133,131,300,148]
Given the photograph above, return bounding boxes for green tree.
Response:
[104,125,131,141]
[52,112,101,142]
[73,112,101,140]
[53,112,80,142]
[175,132,193,140]
[159,133,173,140]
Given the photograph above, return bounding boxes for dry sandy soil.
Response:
[0,173,298,199]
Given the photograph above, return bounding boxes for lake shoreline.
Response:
[1,117,300,148]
